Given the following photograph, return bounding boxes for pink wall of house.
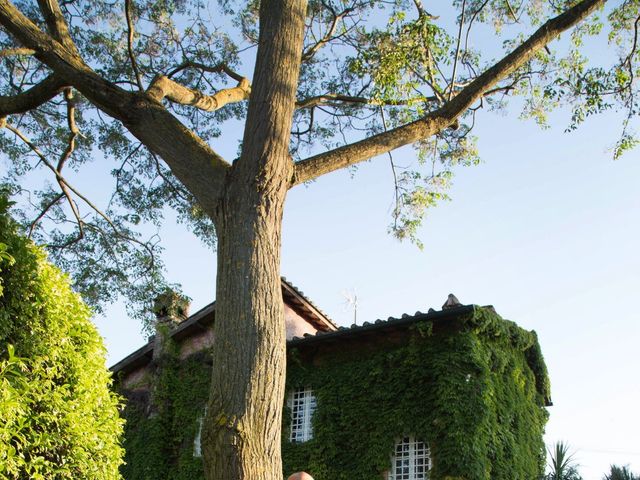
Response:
[120,365,150,390]
[285,304,318,339]
[118,305,320,390]
[179,328,215,359]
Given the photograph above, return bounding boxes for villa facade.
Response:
[112,279,550,480]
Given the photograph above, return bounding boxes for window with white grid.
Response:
[288,387,316,443]
[388,436,431,480]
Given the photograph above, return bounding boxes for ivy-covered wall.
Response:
[119,350,211,480]
[284,308,549,480]
[118,307,549,480]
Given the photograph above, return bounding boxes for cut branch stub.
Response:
[147,75,251,112]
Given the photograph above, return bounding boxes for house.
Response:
[112,278,551,480]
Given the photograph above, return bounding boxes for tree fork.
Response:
[201,0,306,478]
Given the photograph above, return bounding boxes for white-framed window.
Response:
[288,387,316,442]
[388,436,431,480]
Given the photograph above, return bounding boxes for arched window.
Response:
[388,436,431,480]
[288,387,316,442]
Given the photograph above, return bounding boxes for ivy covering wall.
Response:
[284,308,549,480]
[119,307,549,480]
[120,351,211,480]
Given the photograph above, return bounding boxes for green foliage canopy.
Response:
[2,1,640,323]
[0,195,124,479]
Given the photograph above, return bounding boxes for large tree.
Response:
[0,0,636,478]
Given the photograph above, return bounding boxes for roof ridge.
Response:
[280,276,338,330]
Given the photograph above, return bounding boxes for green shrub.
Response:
[604,465,640,480]
[0,195,124,479]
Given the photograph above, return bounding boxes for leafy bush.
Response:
[0,195,124,479]
[545,442,582,480]
[604,465,640,480]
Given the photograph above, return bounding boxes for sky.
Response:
[96,100,640,479]
[2,3,638,479]
[91,7,640,479]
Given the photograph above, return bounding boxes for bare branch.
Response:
[36,0,79,55]
[505,0,521,23]
[292,0,605,186]
[292,106,314,136]
[28,192,64,237]
[57,178,84,243]
[147,74,251,112]
[0,74,67,115]
[622,14,640,89]
[411,0,439,19]
[57,88,79,171]
[380,107,401,232]
[125,0,144,90]
[302,3,353,62]
[0,47,35,56]
[449,0,467,101]
[167,61,246,83]
[295,93,436,109]
[465,0,491,53]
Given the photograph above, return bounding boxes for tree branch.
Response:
[292,0,605,186]
[295,93,435,109]
[302,2,353,62]
[0,0,233,210]
[147,74,251,112]
[28,192,64,237]
[449,0,466,101]
[0,47,35,56]
[5,119,84,243]
[4,120,156,256]
[0,74,67,115]
[505,0,522,23]
[36,0,79,55]
[124,0,143,90]
[166,61,245,83]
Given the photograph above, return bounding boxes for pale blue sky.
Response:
[2,2,637,478]
[97,100,640,479]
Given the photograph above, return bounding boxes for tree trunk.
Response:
[201,1,306,478]
[202,174,289,480]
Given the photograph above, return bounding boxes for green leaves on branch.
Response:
[349,12,451,105]
[389,128,480,248]
[5,0,640,318]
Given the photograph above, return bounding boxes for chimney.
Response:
[442,293,462,310]
[152,289,190,362]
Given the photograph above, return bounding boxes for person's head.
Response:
[287,472,314,480]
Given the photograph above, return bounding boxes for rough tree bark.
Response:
[0,0,606,479]
[201,2,305,479]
